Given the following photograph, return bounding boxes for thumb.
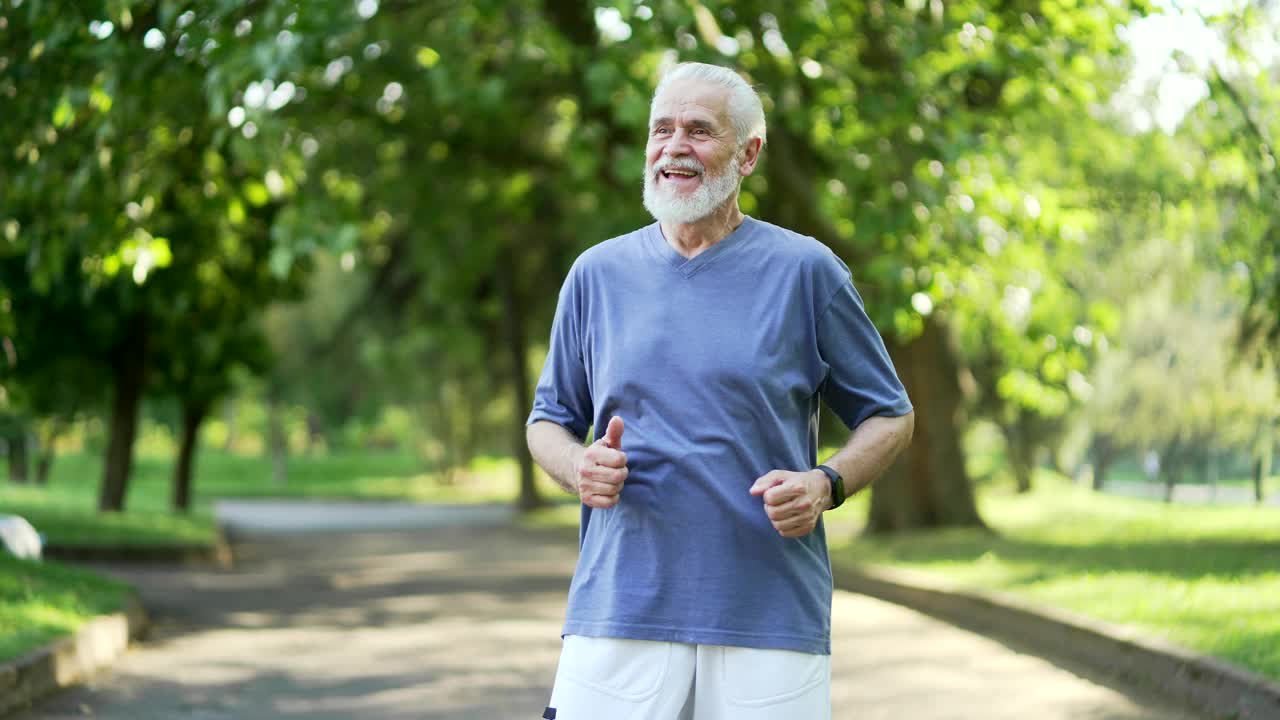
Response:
[602,416,625,449]
[749,471,785,497]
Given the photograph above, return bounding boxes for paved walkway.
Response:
[16,503,1198,719]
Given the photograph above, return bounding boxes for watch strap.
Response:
[816,464,845,510]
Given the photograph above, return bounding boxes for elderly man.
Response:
[526,62,914,719]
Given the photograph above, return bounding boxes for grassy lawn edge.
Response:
[0,555,134,664]
[828,480,1280,683]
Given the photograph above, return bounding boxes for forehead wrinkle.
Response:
[649,115,721,132]
[651,81,731,129]
[648,107,729,135]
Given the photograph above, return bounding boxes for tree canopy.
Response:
[2,0,1276,523]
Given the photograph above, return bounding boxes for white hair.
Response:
[651,63,767,149]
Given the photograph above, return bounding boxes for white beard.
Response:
[643,154,742,225]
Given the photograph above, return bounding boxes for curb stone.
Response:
[1,532,231,717]
[0,592,148,717]
[831,562,1280,720]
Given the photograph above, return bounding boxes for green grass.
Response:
[830,474,1280,682]
[0,554,130,661]
[0,449,562,547]
[0,484,217,546]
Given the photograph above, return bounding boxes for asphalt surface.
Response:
[13,501,1200,719]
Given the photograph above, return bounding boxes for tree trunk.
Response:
[1000,418,1034,494]
[1090,435,1114,491]
[34,421,62,486]
[99,315,148,512]
[440,380,464,485]
[1254,457,1265,504]
[1206,445,1218,502]
[35,441,53,486]
[1048,436,1069,478]
[6,430,28,484]
[267,385,288,487]
[1251,418,1274,504]
[498,253,545,512]
[866,316,985,534]
[172,402,207,512]
[1256,442,1273,505]
[1161,440,1182,504]
[305,411,323,455]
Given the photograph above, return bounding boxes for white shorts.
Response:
[544,634,831,720]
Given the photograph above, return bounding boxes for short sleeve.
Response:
[527,262,593,440]
[816,277,913,430]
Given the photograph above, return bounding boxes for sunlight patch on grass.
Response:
[834,475,1280,680]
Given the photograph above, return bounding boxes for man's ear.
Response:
[739,137,763,176]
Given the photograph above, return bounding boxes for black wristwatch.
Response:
[816,464,845,510]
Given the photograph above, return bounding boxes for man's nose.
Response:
[665,128,694,156]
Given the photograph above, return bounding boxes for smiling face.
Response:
[642,79,749,225]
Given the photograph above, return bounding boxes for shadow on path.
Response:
[14,504,1200,719]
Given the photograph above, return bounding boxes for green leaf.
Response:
[149,237,172,267]
[269,247,294,279]
[244,182,270,207]
[415,46,440,68]
[52,98,74,128]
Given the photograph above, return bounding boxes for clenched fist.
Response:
[575,417,628,509]
[749,469,832,538]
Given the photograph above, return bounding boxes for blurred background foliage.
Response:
[0,0,1277,530]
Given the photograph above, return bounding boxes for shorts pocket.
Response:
[559,635,672,702]
[720,646,827,707]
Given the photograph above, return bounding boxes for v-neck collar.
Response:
[644,216,759,278]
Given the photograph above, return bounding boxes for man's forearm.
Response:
[822,412,915,499]
[526,420,587,494]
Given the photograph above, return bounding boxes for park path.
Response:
[14,502,1199,720]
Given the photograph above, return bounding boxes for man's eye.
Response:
[693,128,707,136]
[654,127,671,135]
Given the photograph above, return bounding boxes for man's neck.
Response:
[659,197,745,260]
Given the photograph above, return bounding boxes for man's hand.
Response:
[749,469,832,538]
[575,417,628,509]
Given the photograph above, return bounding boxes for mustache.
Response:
[651,157,705,175]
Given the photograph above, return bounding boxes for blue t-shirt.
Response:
[527,216,912,655]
